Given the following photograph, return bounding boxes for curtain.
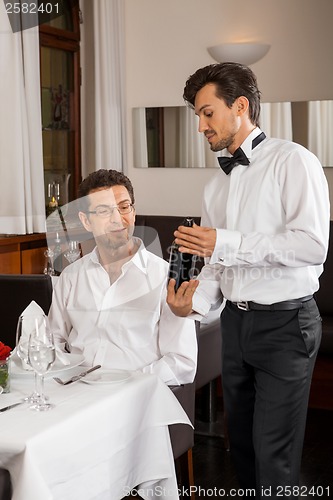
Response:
[0,4,45,234]
[260,102,293,140]
[81,0,126,175]
[308,100,333,166]
[132,108,148,168]
[178,107,206,168]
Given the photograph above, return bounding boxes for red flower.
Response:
[0,341,11,361]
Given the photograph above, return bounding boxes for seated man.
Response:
[48,169,197,385]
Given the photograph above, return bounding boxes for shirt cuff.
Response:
[210,228,242,265]
[191,292,212,318]
[141,359,181,386]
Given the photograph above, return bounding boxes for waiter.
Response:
[167,62,330,499]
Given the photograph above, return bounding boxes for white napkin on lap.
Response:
[18,301,70,368]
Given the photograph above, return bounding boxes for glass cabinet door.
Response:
[39,1,81,215]
[41,46,74,213]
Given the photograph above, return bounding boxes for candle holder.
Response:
[0,357,11,393]
[46,181,60,217]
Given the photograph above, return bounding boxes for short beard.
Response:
[209,134,236,152]
[104,235,129,251]
[96,226,134,253]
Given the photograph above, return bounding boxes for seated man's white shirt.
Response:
[48,239,197,386]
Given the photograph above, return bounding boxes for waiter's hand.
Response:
[167,279,199,317]
[174,223,216,258]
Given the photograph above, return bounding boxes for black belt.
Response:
[229,295,313,312]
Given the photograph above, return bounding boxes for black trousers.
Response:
[221,298,322,499]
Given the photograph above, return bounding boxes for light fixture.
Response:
[207,42,270,66]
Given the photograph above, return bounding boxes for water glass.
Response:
[28,315,56,411]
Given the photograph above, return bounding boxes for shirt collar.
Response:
[240,127,263,159]
[127,238,149,274]
[219,127,263,160]
[88,237,149,275]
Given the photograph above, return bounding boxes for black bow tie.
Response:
[218,132,266,175]
[218,147,250,175]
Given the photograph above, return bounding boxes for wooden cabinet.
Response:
[0,234,47,274]
[40,2,81,206]
[0,243,21,273]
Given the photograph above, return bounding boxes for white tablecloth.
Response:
[0,370,191,500]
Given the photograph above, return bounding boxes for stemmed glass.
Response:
[27,315,56,411]
[16,314,41,403]
[64,240,81,264]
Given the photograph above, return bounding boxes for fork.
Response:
[53,365,101,385]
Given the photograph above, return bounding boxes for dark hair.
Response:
[183,62,261,126]
[78,169,135,210]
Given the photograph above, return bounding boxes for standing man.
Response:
[167,63,330,497]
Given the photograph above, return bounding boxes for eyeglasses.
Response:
[87,202,134,218]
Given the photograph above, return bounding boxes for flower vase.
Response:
[0,357,10,393]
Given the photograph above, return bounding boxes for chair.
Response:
[195,318,222,421]
[168,316,223,498]
[169,382,196,500]
[0,274,53,350]
[195,313,230,449]
[0,470,11,500]
[0,274,53,500]
[168,317,226,499]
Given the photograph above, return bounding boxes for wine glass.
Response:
[64,240,81,264]
[27,315,56,411]
[16,314,41,403]
[43,248,55,276]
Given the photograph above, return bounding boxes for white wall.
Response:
[124,0,333,217]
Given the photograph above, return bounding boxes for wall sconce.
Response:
[207,42,270,66]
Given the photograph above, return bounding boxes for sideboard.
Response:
[0,234,47,274]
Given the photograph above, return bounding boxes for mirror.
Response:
[133,101,333,168]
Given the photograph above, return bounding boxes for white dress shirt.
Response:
[193,128,330,316]
[49,239,197,386]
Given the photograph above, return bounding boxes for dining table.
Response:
[0,362,192,500]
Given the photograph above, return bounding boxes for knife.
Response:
[54,364,101,385]
[0,402,24,412]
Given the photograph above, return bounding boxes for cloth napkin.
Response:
[17,301,70,369]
